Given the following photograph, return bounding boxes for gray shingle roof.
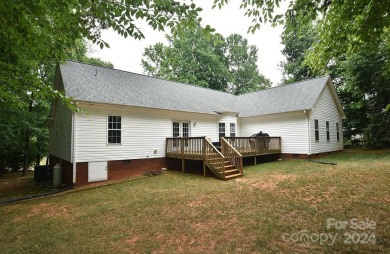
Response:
[236,76,330,117]
[60,61,236,115]
[59,61,331,117]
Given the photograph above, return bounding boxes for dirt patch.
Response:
[0,177,33,193]
[187,200,204,207]
[12,203,73,222]
[236,174,297,190]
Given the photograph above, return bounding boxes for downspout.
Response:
[72,111,77,184]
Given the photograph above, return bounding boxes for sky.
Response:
[90,0,286,86]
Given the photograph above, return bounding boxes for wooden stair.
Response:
[223,161,242,179]
[204,146,243,180]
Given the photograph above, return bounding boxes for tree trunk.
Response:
[23,129,30,176]
[0,153,4,178]
[35,139,41,166]
[23,99,33,176]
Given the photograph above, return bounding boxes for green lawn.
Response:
[0,149,389,253]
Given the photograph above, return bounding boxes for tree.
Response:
[224,34,271,94]
[142,26,231,91]
[142,27,270,94]
[214,0,390,70]
[279,14,390,147]
[1,0,204,107]
[338,40,390,148]
[0,40,113,176]
[280,20,320,84]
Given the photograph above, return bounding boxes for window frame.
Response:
[230,123,236,137]
[314,119,319,141]
[219,122,226,138]
[336,122,340,141]
[107,115,122,144]
[326,121,330,141]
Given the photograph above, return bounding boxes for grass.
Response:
[0,149,389,253]
[0,171,57,203]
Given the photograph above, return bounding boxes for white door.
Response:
[172,121,190,148]
[173,121,190,137]
[88,161,108,182]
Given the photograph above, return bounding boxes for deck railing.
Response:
[221,138,243,175]
[224,137,281,156]
[166,137,204,160]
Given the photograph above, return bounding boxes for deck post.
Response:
[181,138,185,173]
[202,137,206,177]
[254,155,257,165]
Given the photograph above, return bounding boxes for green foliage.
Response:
[224,34,271,94]
[142,26,231,91]
[142,26,270,93]
[280,16,390,148]
[338,41,390,148]
[0,39,113,175]
[280,20,323,83]
[214,0,390,71]
[0,0,202,106]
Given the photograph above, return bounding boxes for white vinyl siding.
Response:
[48,100,73,162]
[310,83,344,153]
[240,111,309,154]
[75,103,220,162]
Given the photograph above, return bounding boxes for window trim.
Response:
[326,121,330,142]
[107,115,122,145]
[336,122,340,141]
[314,119,319,142]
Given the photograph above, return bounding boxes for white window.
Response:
[326,121,330,141]
[108,116,121,144]
[314,119,319,141]
[173,122,180,138]
[219,123,225,138]
[182,122,189,138]
[336,122,340,141]
[230,123,236,137]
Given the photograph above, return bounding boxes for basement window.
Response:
[108,116,121,144]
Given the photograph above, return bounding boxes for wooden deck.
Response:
[165,136,281,180]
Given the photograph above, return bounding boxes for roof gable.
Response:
[59,61,341,117]
[236,76,330,117]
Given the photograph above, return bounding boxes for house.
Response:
[49,61,345,186]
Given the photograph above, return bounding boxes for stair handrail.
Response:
[221,137,243,175]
